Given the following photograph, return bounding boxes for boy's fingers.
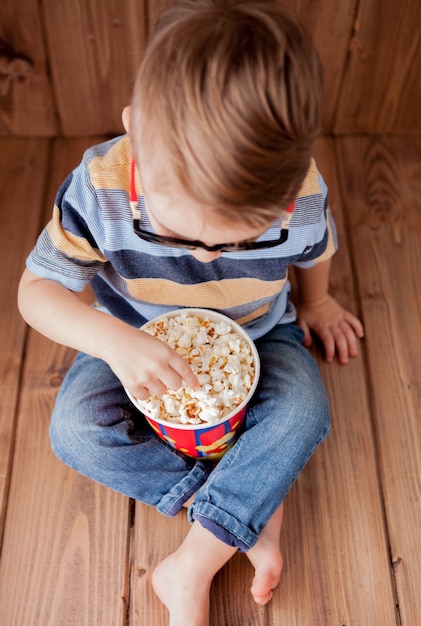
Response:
[298,319,312,347]
[334,330,350,364]
[132,385,155,401]
[344,311,364,338]
[170,354,199,389]
[333,322,361,363]
[323,333,336,362]
[344,324,359,358]
[160,368,186,392]
[316,326,335,361]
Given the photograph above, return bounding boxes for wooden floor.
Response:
[0,135,420,626]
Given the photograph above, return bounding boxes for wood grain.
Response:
[0,138,50,537]
[334,0,421,133]
[0,2,57,135]
[1,0,421,136]
[0,334,130,626]
[268,137,397,625]
[41,0,146,135]
[131,504,189,625]
[211,552,267,626]
[284,0,358,133]
[0,138,131,626]
[337,135,421,626]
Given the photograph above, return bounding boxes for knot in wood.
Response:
[49,372,64,387]
[0,54,33,79]
[373,202,393,224]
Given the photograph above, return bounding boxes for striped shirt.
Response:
[27,135,337,340]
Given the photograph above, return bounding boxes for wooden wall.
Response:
[0,0,420,137]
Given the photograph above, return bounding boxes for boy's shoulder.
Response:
[290,157,328,228]
[82,135,132,195]
[296,157,325,201]
[82,134,131,165]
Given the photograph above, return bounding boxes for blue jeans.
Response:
[50,323,330,551]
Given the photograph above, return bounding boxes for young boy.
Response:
[18,1,364,624]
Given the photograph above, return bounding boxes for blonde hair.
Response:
[130,0,322,227]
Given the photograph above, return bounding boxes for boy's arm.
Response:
[18,269,198,398]
[294,258,364,364]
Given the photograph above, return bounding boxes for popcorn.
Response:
[137,312,256,425]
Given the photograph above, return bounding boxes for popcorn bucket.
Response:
[125,308,260,460]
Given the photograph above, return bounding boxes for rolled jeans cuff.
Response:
[188,501,256,552]
[156,462,211,517]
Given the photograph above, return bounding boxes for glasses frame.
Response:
[133,219,289,252]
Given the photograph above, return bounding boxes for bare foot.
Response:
[152,521,237,626]
[246,503,284,604]
[152,551,211,626]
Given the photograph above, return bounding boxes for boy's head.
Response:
[129,0,322,228]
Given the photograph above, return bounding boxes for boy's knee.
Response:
[252,370,331,449]
[49,392,98,468]
[49,403,81,466]
[298,377,331,440]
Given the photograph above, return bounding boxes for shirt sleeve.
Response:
[291,165,338,269]
[26,159,108,292]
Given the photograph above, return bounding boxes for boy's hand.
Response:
[103,327,199,400]
[296,294,364,364]
[18,269,198,400]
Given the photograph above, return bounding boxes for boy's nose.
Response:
[189,248,222,263]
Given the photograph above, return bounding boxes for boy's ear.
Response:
[122,106,131,134]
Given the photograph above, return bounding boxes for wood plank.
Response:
[131,505,190,625]
[0,138,130,625]
[287,0,358,133]
[268,137,397,624]
[0,138,50,538]
[337,136,421,626]
[41,0,146,135]
[211,552,267,626]
[0,336,130,626]
[145,0,170,28]
[0,2,57,135]
[334,0,421,133]
[2,0,420,137]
